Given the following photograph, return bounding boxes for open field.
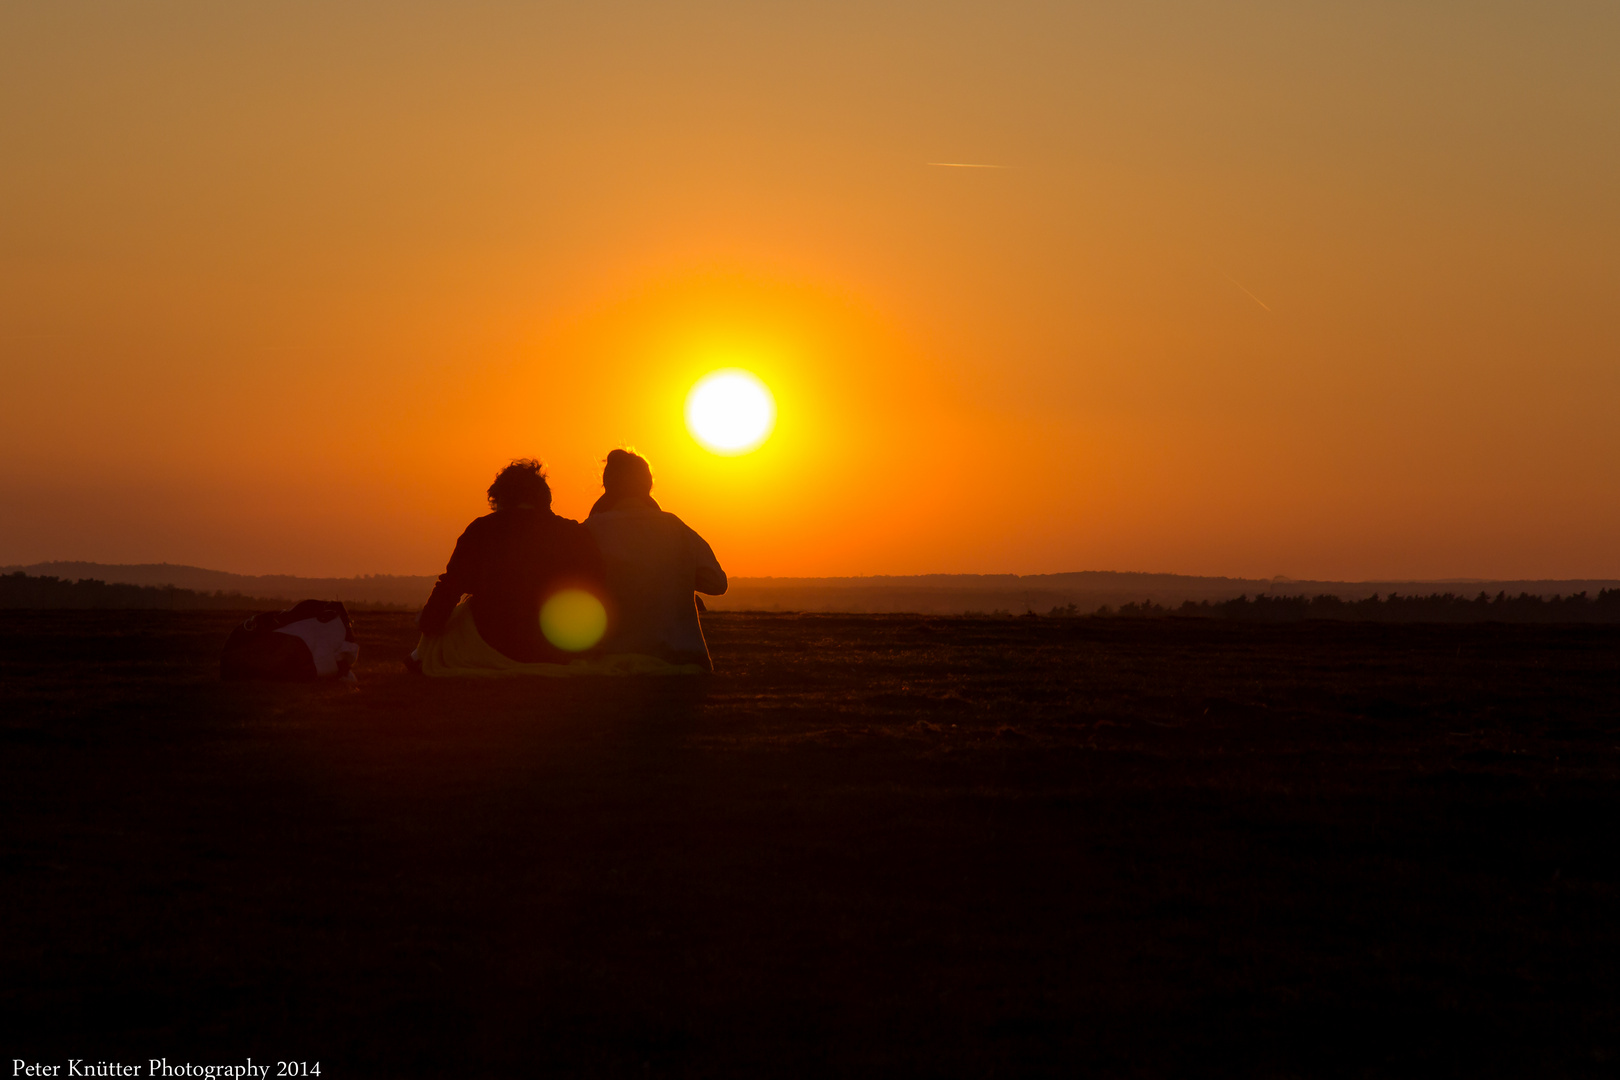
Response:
[3,610,1618,1076]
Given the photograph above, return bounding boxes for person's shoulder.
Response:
[544,511,593,535]
[659,508,701,527]
[460,512,500,536]
[588,503,660,522]
[659,511,709,539]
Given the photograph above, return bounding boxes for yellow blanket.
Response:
[418,601,707,678]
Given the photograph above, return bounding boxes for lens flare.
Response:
[685,369,776,455]
[540,588,607,652]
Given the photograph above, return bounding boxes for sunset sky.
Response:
[3,1,1617,580]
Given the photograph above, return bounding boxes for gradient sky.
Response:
[3,1,1617,579]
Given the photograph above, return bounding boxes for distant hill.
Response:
[2,562,435,607]
[5,562,1619,615]
[0,572,410,612]
[712,571,1272,614]
[709,571,1620,615]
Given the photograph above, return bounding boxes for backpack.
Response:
[221,600,359,682]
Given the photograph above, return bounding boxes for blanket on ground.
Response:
[417,600,706,678]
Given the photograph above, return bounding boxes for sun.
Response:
[685,369,776,455]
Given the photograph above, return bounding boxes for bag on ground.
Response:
[221,600,359,682]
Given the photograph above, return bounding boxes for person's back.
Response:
[419,459,604,664]
[585,450,726,669]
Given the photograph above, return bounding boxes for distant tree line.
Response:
[1046,591,1620,624]
[0,573,408,612]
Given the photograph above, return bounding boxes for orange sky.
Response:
[3,1,1617,579]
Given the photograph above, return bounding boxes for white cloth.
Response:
[585,506,726,665]
[274,616,359,678]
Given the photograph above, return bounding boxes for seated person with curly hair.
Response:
[414,459,606,672]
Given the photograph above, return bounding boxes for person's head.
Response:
[601,448,653,498]
[487,458,551,511]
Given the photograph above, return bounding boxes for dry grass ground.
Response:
[2,610,1618,1076]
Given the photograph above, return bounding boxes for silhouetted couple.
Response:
[413,450,726,676]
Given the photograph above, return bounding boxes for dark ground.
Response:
[2,611,1617,1077]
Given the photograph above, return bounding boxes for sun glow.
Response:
[685,369,776,455]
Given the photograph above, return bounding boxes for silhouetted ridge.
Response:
[1067,591,1620,623]
[0,573,410,611]
[0,562,436,606]
[7,563,1620,616]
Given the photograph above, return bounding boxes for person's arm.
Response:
[418,525,477,636]
[687,525,727,596]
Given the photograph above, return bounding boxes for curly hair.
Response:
[487,458,551,511]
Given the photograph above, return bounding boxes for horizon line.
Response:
[7,560,1620,588]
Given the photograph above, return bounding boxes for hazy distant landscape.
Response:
[9,561,1620,616]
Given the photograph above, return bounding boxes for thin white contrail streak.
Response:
[926,162,1009,169]
[1219,270,1272,312]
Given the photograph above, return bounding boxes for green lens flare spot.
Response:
[540,588,607,652]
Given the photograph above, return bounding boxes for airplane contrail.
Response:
[927,162,1009,169]
[1219,270,1272,312]
[1168,245,1276,313]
